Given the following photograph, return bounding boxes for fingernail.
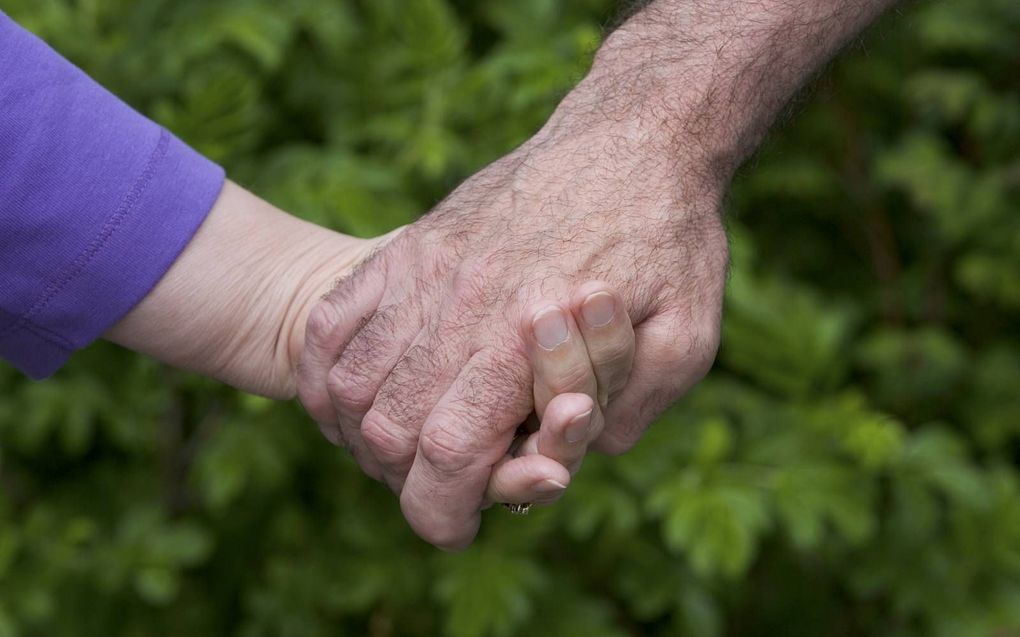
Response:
[533,306,568,350]
[565,409,592,444]
[534,478,568,495]
[581,292,615,328]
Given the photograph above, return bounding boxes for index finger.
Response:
[399,347,533,550]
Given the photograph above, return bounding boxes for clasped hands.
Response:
[110,101,728,550]
[104,47,728,550]
[105,0,893,551]
[302,271,637,546]
[289,106,728,549]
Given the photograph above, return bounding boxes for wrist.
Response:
[545,42,738,205]
[105,181,376,399]
[540,73,729,223]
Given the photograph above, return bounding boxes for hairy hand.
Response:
[297,99,728,548]
[291,0,900,550]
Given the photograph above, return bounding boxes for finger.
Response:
[505,392,595,484]
[537,392,597,474]
[360,328,467,492]
[326,301,425,482]
[400,348,533,550]
[594,309,719,455]
[569,282,636,409]
[327,300,422,423]
[297,261,385,424]
[524,303,597,415]
[297,261,387,479]
[523,303,605,471]
[483,454,569,506]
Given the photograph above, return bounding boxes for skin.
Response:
[105,180,637,508]
[297,0,901,549]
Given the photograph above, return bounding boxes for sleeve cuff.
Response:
[0,130,225,379]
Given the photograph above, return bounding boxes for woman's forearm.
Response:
[104,181,376,398]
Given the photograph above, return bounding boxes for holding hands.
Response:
[302,276,638,545]
[107,180,656,550]
[483,283,638,514]
[107,0,896,550]
[296,109,728,549]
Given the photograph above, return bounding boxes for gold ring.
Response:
[502,424,534,515]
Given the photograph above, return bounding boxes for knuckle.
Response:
[677,324,720,383]
[361,410,415,462]
[305,300,342,342]
[592,337,635,373]
[419,424,476,474]
[546,444,585,476]
[689,334,720,381]
[657,321,719,385]
[605,380,629,405]
[698,317,723,358]
[544,361,596,397]
[326,364,376,415]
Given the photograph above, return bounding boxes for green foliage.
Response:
[2,0,1019,635]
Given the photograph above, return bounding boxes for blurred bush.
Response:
[2,0,1019,635]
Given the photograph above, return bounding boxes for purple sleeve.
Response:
[0,12,225,379]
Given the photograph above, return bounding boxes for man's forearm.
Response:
[564,0,898,189]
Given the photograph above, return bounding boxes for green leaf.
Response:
[134,567,179,606]
[650,471,770,577]
[437,548,544,637]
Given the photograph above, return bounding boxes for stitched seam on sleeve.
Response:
[0,128,171,347]
[14,321,73,353]
[22,317,74,347]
